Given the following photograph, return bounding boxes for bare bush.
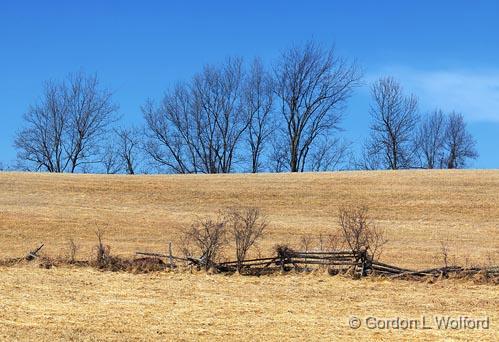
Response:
[182,214,228,270]
[439,240,450,268]
[338,204,387,260]
[299,234,313,252]
[94,228,110,266]
[178,233,195,259]
[67,238,80,263]
[224,207,267,272]
[326,230,345,252]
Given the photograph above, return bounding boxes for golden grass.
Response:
[0,170,498,340]
[0,265,497,341]
[0,170,497,268]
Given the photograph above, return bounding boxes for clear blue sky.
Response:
[1,0,498,168]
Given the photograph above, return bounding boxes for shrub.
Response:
[94,228,111,267]
[224,207,267,273]
[337,204,387,261]
[181,214,228,270]
[66,237,80,263]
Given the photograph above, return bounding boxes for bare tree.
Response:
[244,59,274,173]
[363,77,419,170]
[142,90,194,174]
[269,134,288,172]
[182,214,228,270]
[443,112,478,169]
[415,109,447,169]
[143,58,250,173]
[101,141,120,174]
[338,204,387,261]
[224,207,267,272]
[273,41,361,172]
[14,72,117,172]
[310,137,350,171]
[115,126,142,174]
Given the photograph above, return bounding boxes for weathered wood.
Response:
[290,256,355,262]
[234,260,280,267]
[289,260,357,266]
[370,265,402,274]
[26,244,44,261]
[389,271,432,278]
[135,252,190,262]
[371,260,417,273]
[289,250,355,256]
[133,246,499,279]
[218,257,277,265]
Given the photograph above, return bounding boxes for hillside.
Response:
[1,170,498,340]
[0,170,498,268]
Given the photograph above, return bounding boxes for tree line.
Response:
[12,41,478,174]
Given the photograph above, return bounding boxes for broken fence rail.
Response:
[135,248,499,278]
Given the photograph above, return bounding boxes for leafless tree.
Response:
[310,137,350,171]
[244,59,274,173]
[143,58,250,173]
[192,58,249,173]
[142,90,193,174]
[101,141,120,174]
[273,41,361,172]
[115,126,142,174]
[338,205,369,253]
[443,112,478,169]
[224,207,267,272]
[363,77,419,170]
[415,109,447,168]
[182,214,228,270]
[14,72,117,172]
[338,204,387,261]
[269,134,288,172]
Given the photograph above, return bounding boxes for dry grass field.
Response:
[0,170,498,340]
[0,170,497,267]
[0,265,497,341]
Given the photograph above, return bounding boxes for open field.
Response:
[0,265,497,341]
[0,170,498,340]
[0,170,498,268]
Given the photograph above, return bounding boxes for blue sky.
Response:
[1,0,498,168]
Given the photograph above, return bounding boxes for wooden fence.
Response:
[136,245,499,279]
